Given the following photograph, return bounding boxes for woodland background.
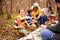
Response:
[0,0,57,40]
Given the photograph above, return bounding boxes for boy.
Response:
[25,9,36,31]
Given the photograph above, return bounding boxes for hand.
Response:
[41,25,47,30]
[19,25,24,29]
[34,17,37,19]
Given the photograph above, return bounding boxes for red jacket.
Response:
[17,17,24,29]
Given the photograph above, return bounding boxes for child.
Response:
[25,9,36,31]
[39,8,49,25]
[48,7,57,22]
[14,9,29,36]
[25,9,32,26]
[51,17,58,26]
[42,8,50,17]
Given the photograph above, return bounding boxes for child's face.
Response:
[20,9,25,15]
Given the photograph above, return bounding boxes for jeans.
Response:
[40,29,56,40]
[39,16,49,25]
[19,29,28,34]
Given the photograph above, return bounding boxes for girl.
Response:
[14,9,29,36]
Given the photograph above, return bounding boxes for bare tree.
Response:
[6,0,12,19]
[31,0,35,6]
[0,0,3,15]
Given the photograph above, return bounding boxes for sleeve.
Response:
[31,6,33,10]
[16,17,24,29]
[47,23,60,33]
[31,12,35,18]
[38,8,42,16]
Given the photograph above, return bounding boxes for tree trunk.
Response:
[31,0,35,6]
[6,0,12,19]
[0,0,3,15]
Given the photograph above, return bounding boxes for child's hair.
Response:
[27,9,32,14]
[18,9,20,13]
[18,9,25,13]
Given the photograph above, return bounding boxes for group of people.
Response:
[14,1,60,40]
[40,0,60,40]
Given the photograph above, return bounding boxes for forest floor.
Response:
[0,13,20,40]
[0,13,42,40]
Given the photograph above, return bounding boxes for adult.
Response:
[31,3,42,27]
[40,0,60,40]
[31,3,42,19]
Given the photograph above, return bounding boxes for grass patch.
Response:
[0,13,19,40]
